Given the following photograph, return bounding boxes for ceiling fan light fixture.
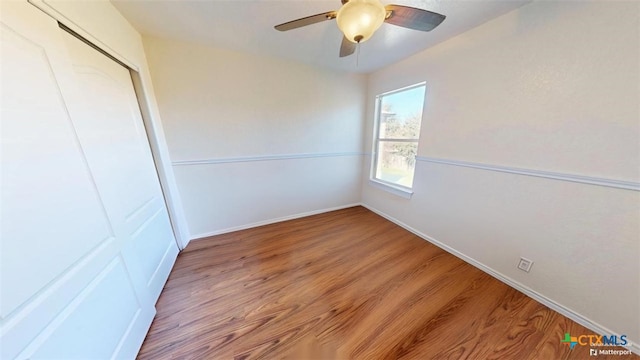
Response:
[336,0,386,43]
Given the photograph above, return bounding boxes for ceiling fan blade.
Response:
[340,36,356,58]
[275,11,337,31]
[384,5,445,32]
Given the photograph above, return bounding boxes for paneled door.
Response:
[0,2,179,359]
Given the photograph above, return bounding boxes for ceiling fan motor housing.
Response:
[336,0,386,43]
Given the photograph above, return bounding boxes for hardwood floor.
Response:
[138,206,637,360]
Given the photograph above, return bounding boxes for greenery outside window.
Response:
[372,83,426,192]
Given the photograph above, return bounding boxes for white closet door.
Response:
[0,2,178,359]
[61,29,178,308]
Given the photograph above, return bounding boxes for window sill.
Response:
[368,179,414,199]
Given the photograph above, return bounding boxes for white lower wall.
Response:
[175,155,362,238]
[363,158,639,348]
[362,0,640,351]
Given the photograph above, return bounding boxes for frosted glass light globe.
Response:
[336,0,386,43]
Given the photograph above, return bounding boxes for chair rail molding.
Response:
[415,156,640,192]
[172,152,365,166]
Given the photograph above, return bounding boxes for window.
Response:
[371,83,426,192]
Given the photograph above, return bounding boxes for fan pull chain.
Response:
[356,42,360,67]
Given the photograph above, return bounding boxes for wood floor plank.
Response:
[138,206,638,360]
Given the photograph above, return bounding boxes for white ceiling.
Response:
[112,0,531,73]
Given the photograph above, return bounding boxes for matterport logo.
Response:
[561,333,632,356]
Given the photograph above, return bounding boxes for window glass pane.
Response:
[375,141,418,188]
[378,86,425,140]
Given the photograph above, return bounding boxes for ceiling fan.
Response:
[274,0,446,58]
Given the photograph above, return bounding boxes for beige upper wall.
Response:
[367,1,639,182]
[143,36,366,161]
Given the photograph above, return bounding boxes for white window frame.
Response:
[370,82,426,198]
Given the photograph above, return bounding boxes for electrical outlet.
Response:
[518,257,533,273]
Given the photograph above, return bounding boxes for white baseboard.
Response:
[189,203,362,241]
[360,203,640,356]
